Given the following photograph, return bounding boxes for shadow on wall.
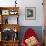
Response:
[18,26,44,44]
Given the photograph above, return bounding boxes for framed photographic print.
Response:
[25,7,36,20]
[2,10,9,15]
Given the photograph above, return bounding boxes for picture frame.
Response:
[25,7,36,20]
[2,10,9,15]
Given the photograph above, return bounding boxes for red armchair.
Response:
[21,28,41,46]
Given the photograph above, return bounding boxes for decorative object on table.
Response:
[25,7,36,20]
[13,28,18,41]
[1,28,13,41]
[5,18,8,24]
[15,0,17,7]
[2,16,8,24]
[13,32,18,41]
[9,10,18,15]
[21,28,41,46]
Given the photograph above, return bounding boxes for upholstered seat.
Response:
[21,28,41,46]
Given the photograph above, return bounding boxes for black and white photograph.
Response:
[25,7,36,20]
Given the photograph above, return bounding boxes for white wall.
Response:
[18,0,44,26]
[0,0,44,26]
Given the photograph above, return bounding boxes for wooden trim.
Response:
[0,24,20,32]
[43,0,46,27]
[0,7,19,10]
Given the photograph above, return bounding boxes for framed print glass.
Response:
[25,7,36,20]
